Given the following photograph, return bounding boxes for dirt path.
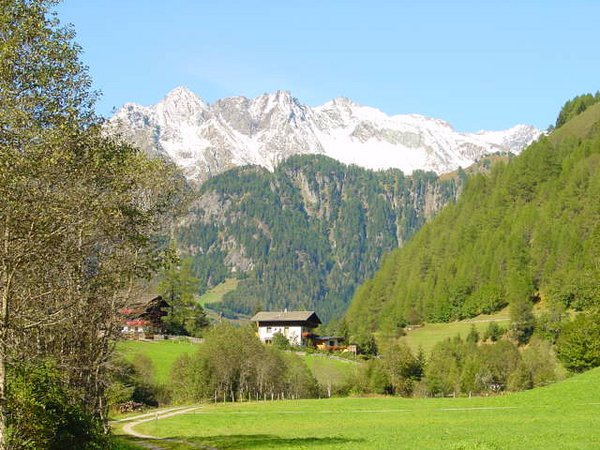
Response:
[114,406,216,450]
[113,406,192,424]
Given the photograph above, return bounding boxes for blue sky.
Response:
[57,1,600,131]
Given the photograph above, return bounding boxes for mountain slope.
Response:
[110,87,541,182]
[345,101,600,336]
[176,155,464,321]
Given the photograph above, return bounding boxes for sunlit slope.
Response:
[346,102,600,336]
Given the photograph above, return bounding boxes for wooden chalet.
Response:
[121,296,169,339]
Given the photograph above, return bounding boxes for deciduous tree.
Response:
[0,1,183,446]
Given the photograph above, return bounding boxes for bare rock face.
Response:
[110,87,542,183]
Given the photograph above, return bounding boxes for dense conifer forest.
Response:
[176,155,464,321]
[346,100,600,336]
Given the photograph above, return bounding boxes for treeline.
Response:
[177,155,463,321]
[349,334,560,398]
[112,310,600,410]
[115,322,578,408]
[349,307,600,397]
[554,91,600,129]
[170,324,318,402]
[346,98,600,336]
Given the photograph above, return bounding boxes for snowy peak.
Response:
[472,124,541,149]
[163,86,207,107]
[156,86,208,123]
[110,87,542,182]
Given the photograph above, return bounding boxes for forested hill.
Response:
[177,155,464,321]
[345,99,600,337]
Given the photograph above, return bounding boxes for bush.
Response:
[483,321,505,342]
[522,338,560,386]
[557,312,600,372]
[108,356,161,409]
[354,333,378,356]
[272,332,290,350]
[7,361,109,450]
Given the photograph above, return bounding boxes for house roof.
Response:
[121,296,168,317]
[124,319,150,327]
[251,310,322,324]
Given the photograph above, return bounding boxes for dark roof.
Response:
[251,310,322,324]
[121,296,169,318]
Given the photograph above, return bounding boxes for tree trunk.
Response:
[0,270,11,450]
[0,347,6,450]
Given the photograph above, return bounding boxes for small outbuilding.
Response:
[251,310,322,346]
[314,336,346,351]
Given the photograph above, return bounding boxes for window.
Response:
[266,327,272,333]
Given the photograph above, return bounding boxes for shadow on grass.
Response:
[181,433,365,449]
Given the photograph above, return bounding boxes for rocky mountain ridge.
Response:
[111,87,541,182]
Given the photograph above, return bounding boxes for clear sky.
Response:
[56,1,600,132]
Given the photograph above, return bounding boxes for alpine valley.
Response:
[111,88,542,321]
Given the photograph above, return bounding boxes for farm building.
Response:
[314,336,346,351]
[251,310,321,346]
[121,296,169,338]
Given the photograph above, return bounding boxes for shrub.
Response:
[272,332,290,350]
[557,312,600,372]
[7,361,108,450]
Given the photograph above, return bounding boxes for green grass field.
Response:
[197,278,239,306]
[399,309,510,354]
[118,340,200,384]
[122,367,600,449]
[300,353,358,389]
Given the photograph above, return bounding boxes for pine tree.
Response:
[160,257,209,336]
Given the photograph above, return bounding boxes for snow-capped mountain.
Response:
[110,87,542,182]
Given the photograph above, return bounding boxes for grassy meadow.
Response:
[301,353,358,389]
[197,278,239,306]
[398,309,510,354]
[118,340,200,383]
[120,367,600,450]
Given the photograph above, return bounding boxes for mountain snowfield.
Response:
[110,87,542,182]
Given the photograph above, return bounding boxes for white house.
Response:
[251,310,322,346]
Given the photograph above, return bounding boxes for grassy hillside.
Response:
[301,353,358,389]
[123,367,600,449]
[118,340,200,384]
[346,101,600,336]
[398,309,510,354]
[197,278,239,306]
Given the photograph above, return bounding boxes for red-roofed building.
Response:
[121,296,169,339]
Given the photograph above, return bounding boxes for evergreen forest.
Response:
[176,156,464,321]
[346,99,600,337]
